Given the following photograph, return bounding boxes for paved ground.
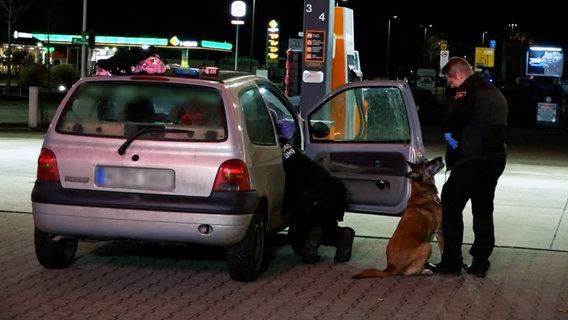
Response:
[1,212,568,320]
[1,97,568,319]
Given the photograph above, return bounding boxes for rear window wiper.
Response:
[117,126,195,155]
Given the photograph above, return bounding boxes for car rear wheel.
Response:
[34,227,78,269]
[226,207,265,282]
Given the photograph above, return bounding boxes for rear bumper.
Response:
[31,181,259,246]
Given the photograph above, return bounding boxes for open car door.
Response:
[302,80,428,216]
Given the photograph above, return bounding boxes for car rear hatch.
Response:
[44,77,237,198]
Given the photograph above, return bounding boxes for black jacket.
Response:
[442,74,508,170]
[278,137,347,226]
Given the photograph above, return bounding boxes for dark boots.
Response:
[301,226,323,264]
[299,226,355,264]
[334,227,355,263]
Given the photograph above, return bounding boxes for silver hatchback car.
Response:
[32,69,427,282]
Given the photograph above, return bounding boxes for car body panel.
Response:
[32,72,295,244]
[32,202,252,246]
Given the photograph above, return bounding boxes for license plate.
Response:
[95,166,175,191]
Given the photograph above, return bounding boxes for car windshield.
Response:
[55,81,226,141]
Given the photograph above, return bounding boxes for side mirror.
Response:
[312,121,330,138]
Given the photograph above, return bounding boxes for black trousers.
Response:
[440,155,506,266]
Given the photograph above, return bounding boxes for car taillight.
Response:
[36,148,60,181]
[213,159,251,191]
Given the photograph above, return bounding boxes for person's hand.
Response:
[444,132,458,149]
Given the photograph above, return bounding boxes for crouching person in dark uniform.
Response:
[278,137,355,264]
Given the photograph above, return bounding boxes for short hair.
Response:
[441,57,473,77]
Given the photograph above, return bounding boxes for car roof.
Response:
[83,69,257,85]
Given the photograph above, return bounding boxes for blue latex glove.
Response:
[444,132,458,149]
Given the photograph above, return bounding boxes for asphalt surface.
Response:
[1,97,568,319]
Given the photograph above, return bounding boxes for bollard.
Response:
[28,86,39,128]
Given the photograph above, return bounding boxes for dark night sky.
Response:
[12,0,568,79]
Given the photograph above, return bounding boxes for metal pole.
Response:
[385,18,391,78]
[231,1,246,71]
[81,0,87,78]
[234,24,240,70]
[423,24,431,42]
[249,0,256,73]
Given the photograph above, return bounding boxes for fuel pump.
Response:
[331,6,362,90]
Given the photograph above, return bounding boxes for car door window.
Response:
[304,83,423,216]
[257,84,301,147]
[308,87,410,142]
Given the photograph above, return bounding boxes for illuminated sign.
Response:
[71,37,88,45]
[29,32,232,52]
[169,36,198,47]
[33,33,169,46]
[474,47,495,72]
[304,30,325,63]
[526,46,563,78]
[201,40,232,51]
[266,20,280,64]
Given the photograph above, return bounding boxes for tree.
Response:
[504,31,530,83]
[50,64,80,89]
[0,0,32,90]
[2,49,34,75]
[421,34,445,68]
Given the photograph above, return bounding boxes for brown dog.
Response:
[352,156,444,279]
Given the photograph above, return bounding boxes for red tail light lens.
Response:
[36,148,60,181]
[213,159,251,191]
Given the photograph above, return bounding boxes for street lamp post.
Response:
[385,15,397,79]
[231,1,246,71]
[422,24,432,42]
[481,31,487,46]
[80,0,87,78]
[508,23,518,33]
[248,0,256,73]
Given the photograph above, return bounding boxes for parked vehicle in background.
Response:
[31,66,426,282]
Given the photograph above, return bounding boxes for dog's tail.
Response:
[352,265,398,279]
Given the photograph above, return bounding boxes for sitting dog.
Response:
[352,157,444,279]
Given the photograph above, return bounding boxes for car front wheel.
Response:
[34,227,78,269]
[226,208,266,282]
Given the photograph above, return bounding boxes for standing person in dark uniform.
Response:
[426,57,508,277]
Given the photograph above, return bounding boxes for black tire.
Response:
[34,227,78,269]
[226,208,265,282]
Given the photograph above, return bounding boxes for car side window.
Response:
[240,88,276,146]
[366,88,410,141]
[258,85,300,146]
[309,87,410,142]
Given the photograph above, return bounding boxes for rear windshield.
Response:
[55,81,226,141]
